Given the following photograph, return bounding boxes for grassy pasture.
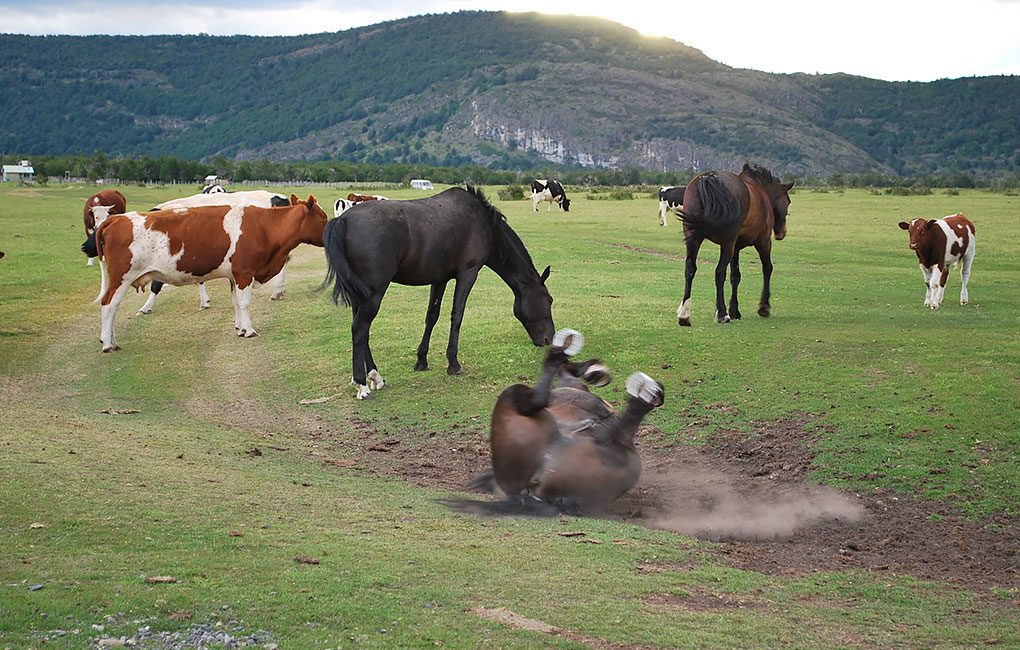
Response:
[0,182,1017,648]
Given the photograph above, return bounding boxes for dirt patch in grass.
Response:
[316,412,1018,593]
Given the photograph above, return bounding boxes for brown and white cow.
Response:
[83,190,127,266]
[346,192,388,203]
[898,213,976,309]
[137,190,292,313]
[94,195,328,352]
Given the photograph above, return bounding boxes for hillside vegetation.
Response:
[1,11,1017,177]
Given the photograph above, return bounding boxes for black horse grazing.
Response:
[324,186,555,399]
[676,163,793,326]
[476,329,664,515]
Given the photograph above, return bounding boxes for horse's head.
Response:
[514,265,555,346]
[771,180,793,241]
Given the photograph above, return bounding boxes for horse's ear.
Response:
[783,181,795,191]
[289,194,300,205]
[898,221,909,230]
[742,162,752,172]
[540,265,551,283]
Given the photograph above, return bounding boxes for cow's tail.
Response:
[678,173,742,234]
[322,215,370,307]
[92,224,109,304]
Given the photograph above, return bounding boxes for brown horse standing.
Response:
[486,330,664,514]
[676,163,793,326]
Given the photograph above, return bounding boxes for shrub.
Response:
[497,184,525,201]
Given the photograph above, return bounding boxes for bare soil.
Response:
[308,412,1019,595]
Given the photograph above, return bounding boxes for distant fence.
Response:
[43,178,409,190]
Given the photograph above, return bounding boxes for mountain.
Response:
[1,11,1017,177]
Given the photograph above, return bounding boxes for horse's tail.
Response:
[81,232,98,258]
[322,215,370,307]
[678,173,743,234]
[465,470,496,493]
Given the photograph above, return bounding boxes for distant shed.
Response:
[410,179,433,190]
[2,160,34,183]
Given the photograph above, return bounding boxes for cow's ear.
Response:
[926,219,938,228]
[540,265,551,283]
[783,181,795,191]
[290,194,300,205]
[307,195,317,208]
[898,221,909,230]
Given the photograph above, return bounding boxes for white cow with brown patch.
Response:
[93,195,327,352]
[898,213,976,309]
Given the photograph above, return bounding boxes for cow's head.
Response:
[293,194,329,247]
[90,204,115,229]
[513,265,555,347]
[560,196,571,212]
[898,219,935,250]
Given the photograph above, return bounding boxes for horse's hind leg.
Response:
[728,249,742,320]
[756,240,774,318]
[415,281,448,371]
[714,240,735,323]
[446,268,480,375]
[351,292,385,399]
[677,235,704,326]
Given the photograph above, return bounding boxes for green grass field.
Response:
[1,182,1017,648]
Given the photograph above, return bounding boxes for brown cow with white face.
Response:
[898,213,976,309]
[93,195,328,352]
[83,189,127,266]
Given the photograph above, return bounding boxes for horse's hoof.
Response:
[758,306,771,318]
[367,369,386,390]
[677,317,691,327]
[552,328,583,355]
[354,384,372,400]
[447,365,463,376]
[626,371,664,406]
[716,315,731,324]
[731,309,742,320]
[414,361,429,371]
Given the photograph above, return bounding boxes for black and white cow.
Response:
[531,179,571,212]
[202,184,227,194]
[658,186,685,227]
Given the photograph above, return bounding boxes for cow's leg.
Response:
[659,203,668,227]
[87,257,95,267]
[415,281,448,371]
[532,195,539,212]
[232,280,258,337]
[920,265,934,307]
[713,240,736,323]
[99,260,135,352]
[351,292,385,399]
[728,249,742,320]
[197,282,210,310]
[757,240,774,318]
[677,235,704,326]
[959,251,974,305]
[269,260,288,301]
[446,267,481,375]
[137,280,163,315]
[932,264,949,309]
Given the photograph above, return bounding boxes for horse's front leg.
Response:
[728,249,742,320]
[714,240,736,323]
[446,268,481,375]
[350,291,386,399]
[756,240,774,318]
[677,235,704,326]
[415,281,448,371]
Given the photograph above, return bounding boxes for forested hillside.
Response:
[1,11,1017,177]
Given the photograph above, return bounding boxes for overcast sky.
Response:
[2,0,1019,82]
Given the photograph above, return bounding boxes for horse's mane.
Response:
[741,163,782,187]
[465,184,538,271]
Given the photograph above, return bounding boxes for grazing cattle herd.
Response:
[69,172,977,513]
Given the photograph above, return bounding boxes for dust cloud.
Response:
[629,465,864,541]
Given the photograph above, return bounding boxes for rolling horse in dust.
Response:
[324,186,555,399]
[470,329,664,514]
[676,163,794,326]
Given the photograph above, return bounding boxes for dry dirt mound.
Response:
[314,414,1018,593]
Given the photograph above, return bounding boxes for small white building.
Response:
[2,160,34,183]
[204,174,223,186]
[410,179,434,190]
